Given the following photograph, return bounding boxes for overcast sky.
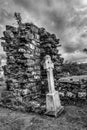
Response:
[0,0,87,63]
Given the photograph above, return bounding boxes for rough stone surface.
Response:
[1,13,63,113]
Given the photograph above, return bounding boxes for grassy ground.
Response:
[0,105,87,130]
[0,78,87,130]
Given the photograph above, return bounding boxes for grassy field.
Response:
[0,77,87,130]
[0,105,87,130]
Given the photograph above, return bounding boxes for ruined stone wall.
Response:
[1,13,63,98]
[38,28,64,94]
[0,13,64,113]
[1,19,41,98]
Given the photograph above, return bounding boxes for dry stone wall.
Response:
[1,16,41,98]
[1,13,63,109]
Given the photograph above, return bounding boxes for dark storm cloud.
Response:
[83,48,87,53]
[13,0,84,53]
[13,0,69,32]
[0,8,13,23]
[63,45,77,53]
[64,44,84,54]
[13,0,36,13]
[0,0,87,62]
[45,10,66,31]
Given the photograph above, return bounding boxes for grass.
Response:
[0,105,87,130]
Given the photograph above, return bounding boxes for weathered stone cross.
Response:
[44,55,64,117]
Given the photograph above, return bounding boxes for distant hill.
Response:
[62,62,87,76]
[78,63,87,75]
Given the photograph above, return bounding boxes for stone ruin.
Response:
[0,13,63,113]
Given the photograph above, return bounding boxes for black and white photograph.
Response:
[0,0,87,129]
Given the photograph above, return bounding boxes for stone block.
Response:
[46,91,64,117]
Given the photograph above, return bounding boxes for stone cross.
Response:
[44,55,64,117]
[44,55,55,93]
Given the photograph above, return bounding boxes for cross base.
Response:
[45,106,64,117]
[45,91,64,117]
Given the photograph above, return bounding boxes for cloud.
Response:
[61,50,87,63]
[12,0,70,32]
[0,9,13,24]
[0,0,87,62]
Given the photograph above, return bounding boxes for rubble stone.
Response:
[1,13,63,113]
